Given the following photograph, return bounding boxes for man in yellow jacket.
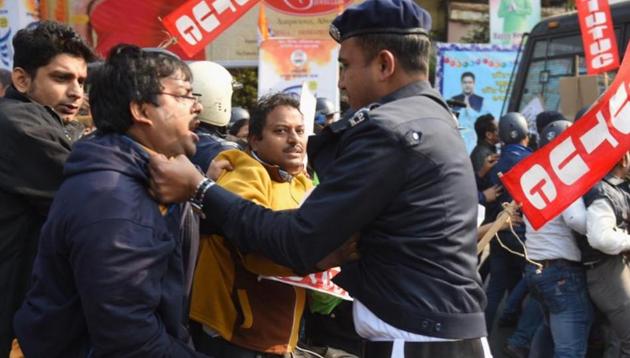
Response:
[189,93,312,357]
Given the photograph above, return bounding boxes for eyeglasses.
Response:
[156,92,202,105]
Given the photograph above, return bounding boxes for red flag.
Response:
[500,43,630,229]
[577,0,620,74]
[162,0,260,57]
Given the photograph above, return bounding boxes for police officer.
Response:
[484,112,532,333]
[150,1,488,356]
[314,97,338,133]
[229,107,250,136]
[188,61,239,173]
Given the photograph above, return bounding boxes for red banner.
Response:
[577,0,620,74]
[162,0,260,57]
[263,267,352,301]
[500,43,630,229]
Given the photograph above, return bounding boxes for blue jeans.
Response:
[524,261,593,358]
[507,295,544,349]
[485,237,525,333]
[502,278,529,319]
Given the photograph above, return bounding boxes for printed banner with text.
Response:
[436,43,519,153]
[0,0,38,70]
[500,44,630,230]
[258,38,340,117]
[577,0,620,74]
[490,0,540,45]
[162,0,259,57]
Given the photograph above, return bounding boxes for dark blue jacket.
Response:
[190,125,239,173]
[487,143,532,237]
[202,81,487,339]
[14,133,203,358]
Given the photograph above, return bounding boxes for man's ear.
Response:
[12,67,32,94]
[376,50,396,80]
[129,101,153,126]
[248,134,259,152]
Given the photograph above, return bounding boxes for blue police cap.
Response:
[329,0,432,43]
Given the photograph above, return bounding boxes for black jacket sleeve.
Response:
[202,120,407,273]
[0,104,71,214]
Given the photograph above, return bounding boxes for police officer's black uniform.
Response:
[199,1,487,357]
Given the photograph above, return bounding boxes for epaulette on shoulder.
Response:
[329,103,380,133]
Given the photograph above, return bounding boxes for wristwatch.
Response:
[189,177,214,218]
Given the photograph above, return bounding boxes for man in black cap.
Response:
[149,0,488,356]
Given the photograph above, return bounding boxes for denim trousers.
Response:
[485,237,525,333]
[524,261,593,358]
[506,295,544,349]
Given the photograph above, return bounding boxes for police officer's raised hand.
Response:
[149,153,204,204]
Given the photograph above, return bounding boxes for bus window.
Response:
[519,57,573,112]
[516,31,620,113]
[547,35,583,56]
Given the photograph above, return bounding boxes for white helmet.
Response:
[189,61,233,127]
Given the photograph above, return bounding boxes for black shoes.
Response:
[503,343,529,358]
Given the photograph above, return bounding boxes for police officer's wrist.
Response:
[189,177,215,217]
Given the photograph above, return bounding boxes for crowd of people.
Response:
[0,0,628,358]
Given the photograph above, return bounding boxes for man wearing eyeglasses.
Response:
[13,44,207,357]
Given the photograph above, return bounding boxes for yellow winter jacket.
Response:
[189,149,313,354]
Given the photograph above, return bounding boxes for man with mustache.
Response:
[150,1,488,356]
[0,21,96,357]
[189,93,314,358]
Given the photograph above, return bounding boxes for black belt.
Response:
[537,259,582,269]
[362,338,485,358]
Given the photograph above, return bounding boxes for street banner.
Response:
[0,0,38,70]
[577,0,620,74]
[162,0,260,57]
[490,0,541,45]
[436,43,519,153]
[206,0,358,67]
[264,267,352,301]
[500,43,630,230]
[258,38,339,114]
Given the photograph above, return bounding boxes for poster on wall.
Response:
[207,0,359,67]
[258,38,339,115]
[436,43,519,153]
[489,0,540,45]
[0,0,38,70]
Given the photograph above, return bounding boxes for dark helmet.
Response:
[535,111,565,135]
[230,107,250,123]
[539,120,572,147]
[316,97,336,116]
[499,112,529,145]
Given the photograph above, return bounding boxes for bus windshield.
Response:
[514,31,621,113]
